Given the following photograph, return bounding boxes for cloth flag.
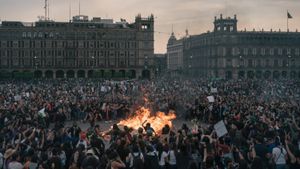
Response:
[38,108,46,118]
[288,12,293,19]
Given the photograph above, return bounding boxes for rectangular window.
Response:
[252,48,257,55]
[222,47,226,56]
[232,48,236,56]
[243,48,248,55]
[278,48,283,55]
[226,59,232,67]
[270,48,274,55]
[257,59,261,67]
[296,48,300,56]
[261,48,265,55]
[274,60,279,66]
[240,59,244,66]
[248,59,253,67]
[287,48,291,55]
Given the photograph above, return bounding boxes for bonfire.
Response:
[118,107,176,134]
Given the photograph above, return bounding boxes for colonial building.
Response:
[0,14,154,79]
[167,32,183,71]
[168,14,300,79]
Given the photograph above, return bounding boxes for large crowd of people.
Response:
[0,76,300,169]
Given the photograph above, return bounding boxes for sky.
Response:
[0,0,300,53]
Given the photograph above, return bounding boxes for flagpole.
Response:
[287,10,289,31]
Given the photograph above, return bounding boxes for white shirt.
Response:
[8,161,23,169]
[169,150,176,165]
[272,146,287,165]
[159,151,169,166]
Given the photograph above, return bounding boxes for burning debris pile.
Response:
[118,107,176,134]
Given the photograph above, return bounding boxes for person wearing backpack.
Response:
[272,137,287,169]
[168,144,177,169]
[157,144,169,169]
[144,145,159,169]
[127,145,144,169]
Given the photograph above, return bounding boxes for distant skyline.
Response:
[0,0,299,53]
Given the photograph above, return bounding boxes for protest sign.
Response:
[211,88,218,93]
[207,96,215,103]
[14,95,22,101]
[214,120,228,137]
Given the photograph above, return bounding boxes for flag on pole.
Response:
[287,12,293,19]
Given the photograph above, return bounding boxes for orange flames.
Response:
[118,107,176,134]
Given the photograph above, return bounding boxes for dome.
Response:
[167,32,177,45]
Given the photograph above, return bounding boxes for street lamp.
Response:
[34,55,38,70]
[91,56,95,69]
[189,55,193,76]
[239,55,243,67]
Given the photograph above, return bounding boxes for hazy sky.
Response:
[0,0,299,53]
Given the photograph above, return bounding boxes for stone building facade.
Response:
[0,14,154,79]
[167,32,183,71]
[168,14,300,79]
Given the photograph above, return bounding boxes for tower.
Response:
[135,14,154,78]
[214,14,238,32]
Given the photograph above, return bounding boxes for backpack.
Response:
[133,153,144,169]
[145,154,159,169]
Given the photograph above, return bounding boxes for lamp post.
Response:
[189,55,193,76]
[239,55,243,66]
[34,55,38,70]
[239,55,243,78]
[91,56,95,69]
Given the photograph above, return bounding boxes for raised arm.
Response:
[236,148,245,160]
[292,115,300,131]
[203,144,208,163]
[248,143,256,160]
[285,135,296,163]
[39,131,45,149]
[28,128,36,140]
